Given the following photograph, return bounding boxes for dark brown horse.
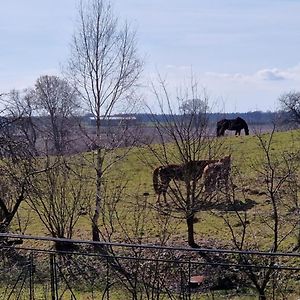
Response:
[153,159,217,204]
[217,117,249,137]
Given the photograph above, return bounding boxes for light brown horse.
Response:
[202,155,231,193]
[153,159,217,205]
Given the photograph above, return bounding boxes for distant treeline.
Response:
[0,111,290,129]
[131,111,287,125]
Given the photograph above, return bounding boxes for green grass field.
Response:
[15,129,300,246]
[6,129,300,299]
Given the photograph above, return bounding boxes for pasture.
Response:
[15,129,300,246]
[4,128,300,299]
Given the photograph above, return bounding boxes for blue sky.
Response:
[1,0,300,112]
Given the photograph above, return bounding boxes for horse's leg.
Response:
[217,125,222,137]
[235,129,241,136]
[225,170,231,194]
[162,190,168,207]
[205,174,214,194]
[163,179,171,206]
[204,179,210,193]
[157,190,167,207]
[156,193,162,206]
[158,178,170,207]
[211,170,220,193]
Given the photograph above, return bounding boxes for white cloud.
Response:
[146,63,300,112]
[256,69,286,81]
[205,64,300,83]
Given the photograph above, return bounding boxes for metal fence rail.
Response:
[0,233,299,300]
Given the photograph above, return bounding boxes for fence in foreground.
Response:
[0,233,299,300]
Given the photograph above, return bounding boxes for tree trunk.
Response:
[258,289,267,300]
[186,213,197,248]
[92,149,102,242]
[92,184,102,242]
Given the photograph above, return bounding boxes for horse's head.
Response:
[238,117,249,135]
[244,126,249,135]
[220,154,231,167]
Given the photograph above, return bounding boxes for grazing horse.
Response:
[203,155,231,194]
[153,159,217,205]
[216,117,249,137]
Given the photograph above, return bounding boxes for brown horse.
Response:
[153,159,217,204]
[203,155,231,193]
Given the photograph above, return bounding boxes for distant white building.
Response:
[88,115,137,127]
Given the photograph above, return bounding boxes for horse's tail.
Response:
[153,166,162,194]
[216,121,223,137]
[218,123,226,136]
[217,119,228,137]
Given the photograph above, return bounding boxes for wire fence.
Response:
[0,233,299,300]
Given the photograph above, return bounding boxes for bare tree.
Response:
[283,155,300,252]
[28,157,92,249]
[0,148,31,235]
[29,75,79,154]
[179,97,209,115]
[222,126,300,299]
[143,76,225,251]
[0,110,43,237]
[88,181,181,299]
[2,89,39,155]
[68,0,142,241]
[278,91,300,126]
[0,91,77,241]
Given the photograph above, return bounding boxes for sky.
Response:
[1,0,300,113]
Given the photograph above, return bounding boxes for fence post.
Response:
[187,258,191,300]
[106,256,110,300]
[29,252,34,300]
[50,254,58,300]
